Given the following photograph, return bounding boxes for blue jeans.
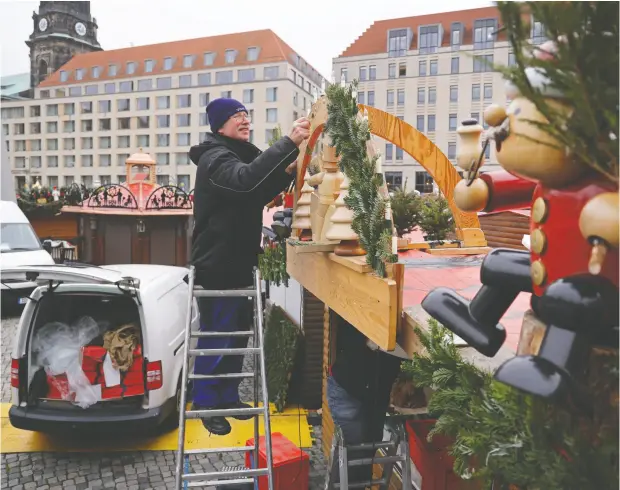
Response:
[192,296,252,407]
[326,376,375,483]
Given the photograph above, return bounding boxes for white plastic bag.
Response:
[32,316,104,408]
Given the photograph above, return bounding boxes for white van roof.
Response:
[0,200,29,224]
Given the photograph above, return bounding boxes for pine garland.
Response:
[324,81,396,277]
[402,320,619,489]
[258,240,289,287]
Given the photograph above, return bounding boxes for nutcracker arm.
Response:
[307,172,325,187]
[479,170,537,213]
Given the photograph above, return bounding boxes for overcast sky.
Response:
[1,0,492,79]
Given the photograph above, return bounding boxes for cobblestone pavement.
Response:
[1,315,327,489]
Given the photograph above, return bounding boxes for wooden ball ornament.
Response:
[579,192,619,248]
[484,104,507,128]
[453,178,489,212]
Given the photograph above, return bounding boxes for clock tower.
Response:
[26,1,102,90]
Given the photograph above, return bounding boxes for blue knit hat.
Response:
[206,98,248,133]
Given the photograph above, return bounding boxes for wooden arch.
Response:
[295,96,486,247]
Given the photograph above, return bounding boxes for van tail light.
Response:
[146,361,163,391]
[11,359,20,389]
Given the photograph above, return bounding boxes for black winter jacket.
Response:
[188,133,298,289]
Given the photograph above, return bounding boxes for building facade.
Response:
[2,28,325,191]
[333,6,545,193]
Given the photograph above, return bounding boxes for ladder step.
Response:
[348,455,404,467]
[189,372,254,380]
[183,467,268,482]
[184,446,255,456]
[193,288,256,298]
[186,478,253,487]
[346,441,396,451]
[191,330,254,338]
[335,479,387,489]
[186,407,264,418]
[189,347,260,357]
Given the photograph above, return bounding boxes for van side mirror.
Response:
[42,241,52,254]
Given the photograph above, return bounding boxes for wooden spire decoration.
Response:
[292,174,313,240]
[325,173,365,256]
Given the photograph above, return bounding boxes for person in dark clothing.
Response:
[327,319,404,484]
[188,98,310,435]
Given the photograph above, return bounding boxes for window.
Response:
[265,129,275,143]
[137,116,150,129]
[137,135,150,147]
[199,93,210,106]
[367,91,375,106]
[133,79,150,92]
[216,70,233,84]
[369,65,376,80]
[264,66,279,79]
[179,74,192,88]
[221,90,232,98]
[266,108,277,123]
[225,50,236,64]
[340,68,347,84]
[397,89,405,106]
[99,136,111,149]
[451,57,460,74]
[428,87,436,104]
[30,105,40,117]
[451,22,463,49]
[385,143,393,160]
[163,57,174,70]
[472,84,481,101]
[47,156,58,168]
[417,88,425,104]
[508,52,516,67]
[85,84,98,95]
[484,83,493,100]
[177,133,191,146]
[415,171,434,193]
[99,100,111,113]
[183,54,195,68]
[60,70,69,82]
[266,87,278,102]
[419,60,426,76]
[105,82,116,94]
[69,87,81,97]
[388,63,396,79]
[359,66,367,81]
[157,77,172,90]
[99,119,111,131]
[156,175,169,186]
[46,104,58,116]
[177,114,190,127]
[357,91,365,104]
[63,121,75,133]
[98,175,112,185]
[399,63,406,77]
[76,68,85,81]
[156,134,170,147]
[100,155,111,167]
[177,95,191,108]
[531,19,547,45]
[156,153,169,165]
[449,114,457,131]
[40,90,50,98]
[416,115,424,131]
[15,140,26,151]
[386,90,394,107]
[471,112,480,122]
[63,156,75,168]
[157,115,170,128]
[157,95,170,109]
[176,154,190,166]
[46,122,58,133]
[395,147,403,161]
[448,142,456,159]
[118,117,131,130]
[108,64,118,76]
[388,29,408,57]
[82,155,93,167]
[247,47,259,61]
[82,176,93,188]
[419,25,440,54]
[14,123,25,135]
[450,86,458,102]
[243,89,254,103]
[30,122,41,134]
[177,174,191,188]
[430,60,438,76]
[204,52,216,66]
[238,68,255,82]
[119,81,133,93]
[474,18,497,49]
[14,157,26,169]
[249,130,254,143]
[485,143,491,159]
[31,139,42,151]
[428,115,436,132]
[126,62,137,75]
[118,98,130,111]
[118,135,130,148]
[81,137,93,149]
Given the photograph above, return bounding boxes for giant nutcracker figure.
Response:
[422,39,619,400]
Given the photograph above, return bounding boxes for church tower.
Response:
[26,1,102,90]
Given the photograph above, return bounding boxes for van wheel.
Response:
[162,375,183,432]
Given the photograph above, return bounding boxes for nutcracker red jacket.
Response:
[189,132,298,289]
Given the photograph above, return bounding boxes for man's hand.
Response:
[288,117,311,147]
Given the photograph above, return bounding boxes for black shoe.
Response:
[221,401,254,420]
[192,404,232,435]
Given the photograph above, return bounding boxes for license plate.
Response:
[18,297,28,305]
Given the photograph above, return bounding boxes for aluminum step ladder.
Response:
[324,419,412,490]
[175,266,274,490]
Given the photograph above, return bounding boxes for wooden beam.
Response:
[328,253,372,273]
[287,243,397,350]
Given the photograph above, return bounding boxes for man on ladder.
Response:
[187,97,310,435]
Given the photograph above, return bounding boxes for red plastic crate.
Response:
[245,432,309,490]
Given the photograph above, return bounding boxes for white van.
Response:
[2,263,199,434]
[1,200,55,310]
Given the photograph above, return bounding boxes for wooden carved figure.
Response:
[291,174,313,240]
[324,174,365,256]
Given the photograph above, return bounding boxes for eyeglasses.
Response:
[231,113,251,123]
